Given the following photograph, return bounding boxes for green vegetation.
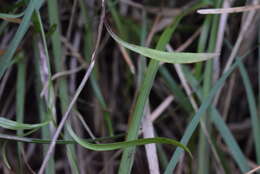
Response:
[0,0,259,173]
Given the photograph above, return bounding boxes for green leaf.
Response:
[0,132,125,144]
[0,0,44,78]
[105,22,218,64]
[164,58,241,174]
[0,117,50,130]
[0,12,24,19]
[238,60,260,163]
[1,142,11,170]
[211,109,250,172]
[67,123,192,157]
[118,2,211,173]
[181,63,250,172]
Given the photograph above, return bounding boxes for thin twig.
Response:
[38,0,106,173]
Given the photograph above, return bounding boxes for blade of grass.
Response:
[238,60,260,164]
[1,142,11,170]
[90,77,114,135]
[258,23,260,171]
[195,15,212,78]
[67,123,191,156]
[211,108,250,172]
[0,0,44,78]
[16,52,26,173]
[0,132,125,144]
[181,57,251,172]
[198,1,221,172]
[0,117,50,130]
[139,11,160,174]
[197,4,260,14]
[164,58,242,174]
[107,0,127,39]
[33,37,55,174]
[118,2,211,174]
[39,0,106,172]
[33,10,57,128]
[79,0,114,136]
[46,0,79,173]
[159,67,193,113]
[105,22,218,64]
[0,12,24,18]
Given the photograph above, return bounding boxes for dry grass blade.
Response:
[213,0,232,82]
[51,65,86,81]
[0,17,22,23]
[213,0,257,106]
[167,44,225,174]
[245,165,260,174]
[118,45,135,74]
[198,4,260,14]
[142,107,160,174]
[150,96,174,122]
[38,0,106,173]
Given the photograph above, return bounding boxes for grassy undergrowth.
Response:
[0,0,259,173]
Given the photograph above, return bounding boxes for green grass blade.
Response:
[0,117,50,130]
[164,59,240,174]
[211,108,250,172]
[90,76,114,136]
[198,3,221,173]
[16,53,26,173]
[119,62,159,174]
[33,11,57,122]
[0,12,24,19]
[159,66,193,113]
[107,0,127,39]
[0,133,125,144]
[1,142,11,170]
[105,23,218,64]
[80,0,116,146]
[79,0,114,136]
[181,62,250,172]
[67,123,191,156]
[33,35,55,174]
[0,0,44,78]
[118,2,210,173]
[195,15,212,78]
[47,0,79,172]
[238,60,260,164]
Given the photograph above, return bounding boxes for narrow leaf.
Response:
[164,58,241,174]
[105,22,218,64]
[0,0,44,78]
[0,12,24,19]
[0,117,50,130]
[238,60,260,163]
[67,123,192,157]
